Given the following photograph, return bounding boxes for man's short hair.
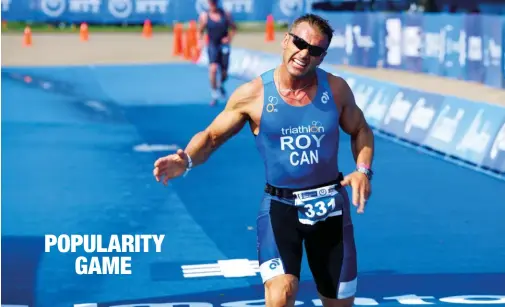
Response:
[290,14,334,47]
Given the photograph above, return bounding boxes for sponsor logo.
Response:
[108,0,133,18]
[468,35,483,61]
[385,18,402,66]
[266,96,278,113]
[196,0,253,14]
[279,0,303,16]
[404,97,437,134]
[321,91,329,104]
[364,89,390,123]
[489,123,505,160]
[383,92,413,125]
[428,105,465,144]
[69,0,101,14]
[455,109,493,155]
[402,26,422,57]
[40,0,66,17]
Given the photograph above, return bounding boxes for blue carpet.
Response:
[2,64,504,307]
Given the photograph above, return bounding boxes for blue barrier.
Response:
[319,12,505,89]
[196,47,505,175]
[0,0,317,24]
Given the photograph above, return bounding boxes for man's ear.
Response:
[281,32,289,49]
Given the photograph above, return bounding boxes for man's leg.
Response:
[207,44,221,105]
[218,44,230,98]
[257,195,303,307]
[265,274,299,307]
[304,214,357,307]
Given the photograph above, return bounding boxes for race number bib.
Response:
[293,184,344,225]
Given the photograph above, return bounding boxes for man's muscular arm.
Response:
[329,73,375,212]
[153,80,259,185]
[184,80,257,167]
[331,75,374,167]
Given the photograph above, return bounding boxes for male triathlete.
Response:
[154,13,375,307]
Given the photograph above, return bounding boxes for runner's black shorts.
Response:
[256,184,357,299]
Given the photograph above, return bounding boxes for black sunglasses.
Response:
[288,33,326,57]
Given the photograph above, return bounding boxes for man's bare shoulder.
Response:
[225,77,264,112]
[325,71,354,107]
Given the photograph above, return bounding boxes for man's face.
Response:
[208,0,217,9]
[282,22,328,78]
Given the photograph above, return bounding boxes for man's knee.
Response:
[265,275,298,307]
[209,63,218,74]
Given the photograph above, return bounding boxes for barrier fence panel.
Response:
[319,12,504,89]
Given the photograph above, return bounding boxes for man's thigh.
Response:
[256,195,304,283]
[304,215,358,301]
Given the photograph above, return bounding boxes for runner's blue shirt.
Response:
[254,68,341,189]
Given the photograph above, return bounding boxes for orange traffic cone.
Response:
[143,19,152,38]
[80,23,89,41]
[265,14,275,42]
[23,26,32,47]
[183,29,192,60]
[173,23,183,56]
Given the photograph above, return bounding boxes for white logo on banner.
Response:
[383,92,413,125]
[364,90,389,122]
[468,36,483,61]
[345,25,353,55]
[69,0,101,14]
[196,0,253,14]
[484,39,502,67]
[424,32,444,60]
[445,26,467,67]
[353,25,375,49]
[136,0,169,14]
[40,0,66,17]
[429,105,465,143]
[108,0,133,18]
[329,32,346,49]
[280,0,303,16]
[1,0,11,12]
[403,26,421,57]
[490,123,505,160]
[385,18,402,66]
[456,110,492,154]
[404,98,436,133]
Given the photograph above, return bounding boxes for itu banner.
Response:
[322,12,505,90]
[0,0,318,23]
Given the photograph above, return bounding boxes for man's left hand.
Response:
[221,36,231,44]
[341,171,371,214]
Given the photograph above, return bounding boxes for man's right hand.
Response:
[153,149,189,185]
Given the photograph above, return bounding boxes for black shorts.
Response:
[256,186,357,299]
[207,43,230,71]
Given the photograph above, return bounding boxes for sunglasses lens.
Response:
[309,47,324,57]
[290,34,325,57]
[293,36,308,50]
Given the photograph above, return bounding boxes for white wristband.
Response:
[183,153,193,177]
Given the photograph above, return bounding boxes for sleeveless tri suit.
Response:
[254,68,358,299]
